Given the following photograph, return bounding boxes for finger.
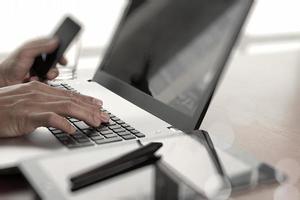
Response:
[29,76,39,82]
[0,90,101,116]
[23,76,31,83]
[25,91,103,115]
[27,81,103,107]
[39,101,105,127]
[46,67,59,80]
[31,112,76,134]
[25,37,57,47]
[21,37,59,58]
[58,57,68,65]
[24,73,30,80]
[16,81,103,110]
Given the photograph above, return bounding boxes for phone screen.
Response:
[30,16,81,79]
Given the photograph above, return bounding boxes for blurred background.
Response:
[0,0,300,78]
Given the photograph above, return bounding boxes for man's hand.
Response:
[0,38,65,87]
[0,81,109,138]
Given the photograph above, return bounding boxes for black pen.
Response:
[70,142,162,182]
[70,142,162,191]
[71,154,160,191]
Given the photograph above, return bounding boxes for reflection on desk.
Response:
[201,50,300,199]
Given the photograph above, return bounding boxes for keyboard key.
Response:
[54,133,69,137]
[90,135,105,140]
[121,124,130,128]
[115,120,125,124]
[82,129,99,136]
[59,136,76,145]
[101,122,114,127]
[117,131,132,136]
[125,126,135,131]
[58,135,73,141]
[110,117,119,121]
[134,133,146,138]
[104,133,118,138]
[114,128,127,133]
[108,114,115,118]
[106,119,116,124]
[61,141,76,147]
[72,132,88,139]
[83,128,97,133]
[94,137,122,145]
[68,118,80,123]
[116,131,131,136]
[121,135,136,140]
[108,125,122,130]
[96,126,110,132]
[75,138,91,143]
[100,130,114,135]
[73,121,90,130]
[51,129,63,134]
[54,132,70,137]
[73,137,89,142]
[108,121,117,126]
[130,130,140,134]
[48,127,57,131]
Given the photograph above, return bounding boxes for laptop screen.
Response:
[93,0,253,131]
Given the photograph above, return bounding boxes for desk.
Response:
[1,50,300,199]
[201,50,300,199]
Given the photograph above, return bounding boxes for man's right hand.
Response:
[0,38,65,87]
[0,81,109,138]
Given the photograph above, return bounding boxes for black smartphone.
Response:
[30,16,82,80]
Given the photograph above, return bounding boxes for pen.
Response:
[71,155,160,191]
[70,142,162,182]
[70,142,162,191]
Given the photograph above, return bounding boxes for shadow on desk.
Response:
[0,172,37,200]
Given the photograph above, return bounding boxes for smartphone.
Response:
[30,16,82,79]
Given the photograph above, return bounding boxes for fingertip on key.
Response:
[69,124,76,134]
[100,113,110,123]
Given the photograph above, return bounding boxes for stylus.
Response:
[70,142,162,182]
[70,142,162,191]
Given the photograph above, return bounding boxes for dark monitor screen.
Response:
[93,0,253,131]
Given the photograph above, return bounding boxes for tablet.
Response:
[19,134,285,200]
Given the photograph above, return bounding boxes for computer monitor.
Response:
[93,0,253,131]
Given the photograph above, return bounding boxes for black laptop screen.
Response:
[94,0,253,131]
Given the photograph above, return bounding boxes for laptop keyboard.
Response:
[48,83,145,149]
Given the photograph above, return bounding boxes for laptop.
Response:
[0,0,253,170]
